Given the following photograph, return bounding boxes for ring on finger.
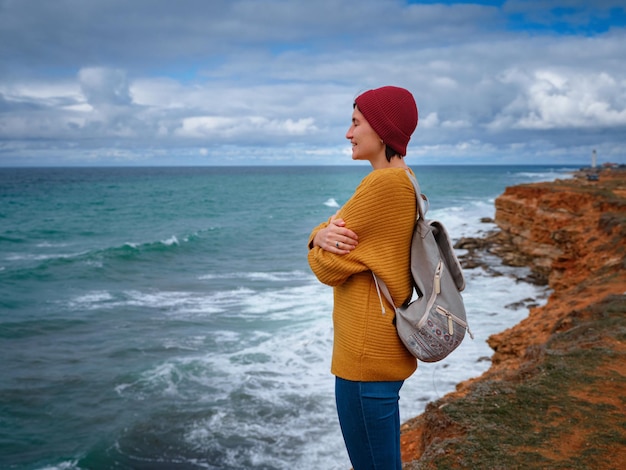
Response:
[336,241,339,248]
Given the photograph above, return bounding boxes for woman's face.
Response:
[346,106,385,163]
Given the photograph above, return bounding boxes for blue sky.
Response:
[0,0,625,166]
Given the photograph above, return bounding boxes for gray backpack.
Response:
[373,170,473,362]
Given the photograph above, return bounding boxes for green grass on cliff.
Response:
[409,294,626,470]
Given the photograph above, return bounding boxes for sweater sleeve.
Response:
[307,219,330,250]
[307,169,416,289]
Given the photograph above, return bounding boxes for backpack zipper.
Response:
[434,261,441,294]
[435,305,474,339]
[435,305,456,335]
[417,260,443,328]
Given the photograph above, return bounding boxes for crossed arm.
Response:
[309,210,358,255]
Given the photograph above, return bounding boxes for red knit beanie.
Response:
[354,86,418,156]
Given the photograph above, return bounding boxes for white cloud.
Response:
[0,0,624,166]
[176,116,317,139]
[491,67,626,130]
[78,67,132,107]
[442,120,470,129]
[176,116,237,138]
[419,113,440,128]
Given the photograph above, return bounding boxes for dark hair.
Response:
[385,145,401,162]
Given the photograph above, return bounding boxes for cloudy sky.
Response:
[1,0,625,166]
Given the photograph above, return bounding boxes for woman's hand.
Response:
[313,212,358,254]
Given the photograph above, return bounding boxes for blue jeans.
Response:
[335,377,404,470]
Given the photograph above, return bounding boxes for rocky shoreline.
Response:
[399,167,626,469]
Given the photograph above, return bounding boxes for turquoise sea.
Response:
[0,165,575,469]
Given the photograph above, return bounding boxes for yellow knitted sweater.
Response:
[308,167,418,381]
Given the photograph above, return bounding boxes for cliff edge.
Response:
[400,167,626,469]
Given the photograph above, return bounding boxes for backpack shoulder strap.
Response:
[372,170,429,314]
[405,169,428,219]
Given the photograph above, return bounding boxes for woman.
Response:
[307,86,419,469]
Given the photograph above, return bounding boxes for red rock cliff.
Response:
[400,168,626,468]
[487,168,625,368]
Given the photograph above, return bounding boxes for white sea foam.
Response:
[324,198,340,208]
[67,290,114,308]
[35,461,79,470]
[514,168,575,181]
[36,242,70,248]
[162,335,207,351]
[239,282,330,318]
[64,287,262,316]
[198,270,312,282]
[119,300,344,468]
[161,235,180,246]
[6,251,79,261]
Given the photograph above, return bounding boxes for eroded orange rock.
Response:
[401,168,626,466]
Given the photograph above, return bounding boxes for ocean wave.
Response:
[113,316,341,467]
[36,241,70,248]
[198,270,313,282]
[118,235,181,253]
[35,460,79,470]
[428,200,497,240]
[0,233,199,277]
[514,167,576,182]
[0,235,25,243]
[67,290,114,308]
[114,284,334,400]
[64,286,257,315]
[5,251,84,262]
[239,282,329,318]
[323,198,340,208]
